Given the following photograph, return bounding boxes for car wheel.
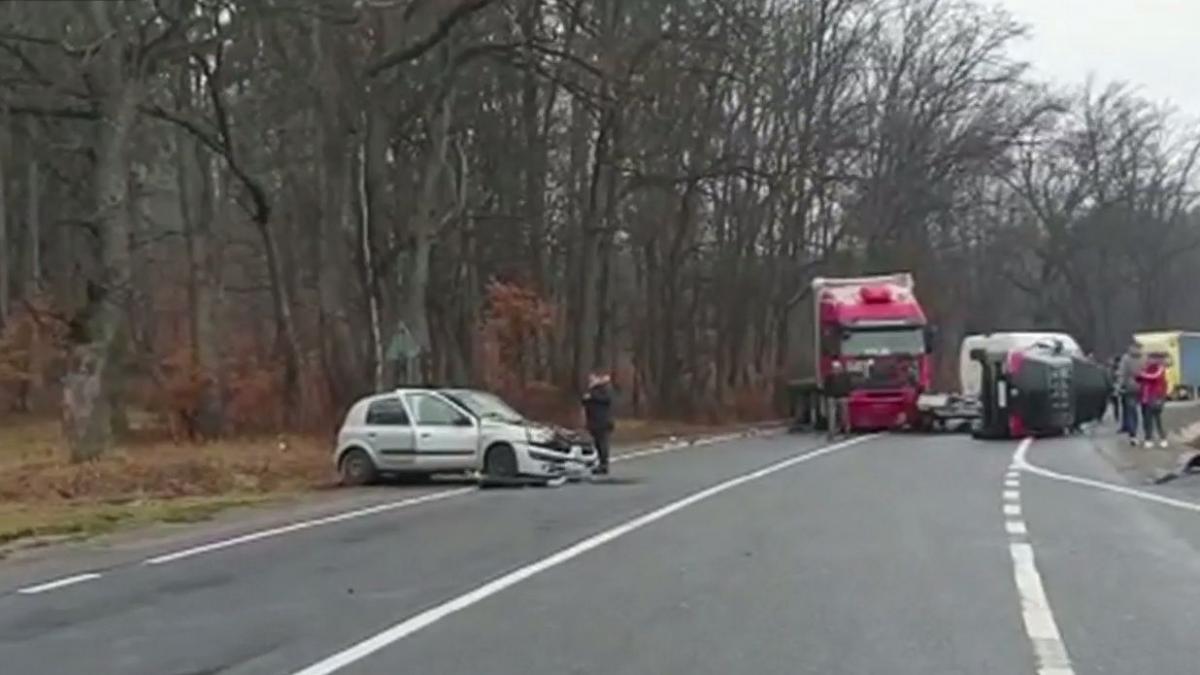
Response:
[339,448,378,486]
[484,443,518,479]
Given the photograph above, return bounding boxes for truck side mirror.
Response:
[969,348,986,361]
[923,325,938,353]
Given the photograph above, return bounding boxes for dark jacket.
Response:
[582,383,614,433]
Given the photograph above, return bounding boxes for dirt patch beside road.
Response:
[1096,402,1200,484]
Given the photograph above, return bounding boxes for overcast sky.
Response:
[996,0,1200,121]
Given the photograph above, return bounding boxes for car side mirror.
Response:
[454,416,474,427]
[969,348,986,361]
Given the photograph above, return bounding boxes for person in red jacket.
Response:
[1136,357,1169,448]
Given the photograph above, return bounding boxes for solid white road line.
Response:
[144,488,474,565]
[289,434,882,675]
[17,573,103,595]
[1007,438,1075,675]
[1014,439,1200,515]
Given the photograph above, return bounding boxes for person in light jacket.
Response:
[582,372,615,475]
[1116,341,1143,443]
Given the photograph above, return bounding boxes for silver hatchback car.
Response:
[334,388,597,485]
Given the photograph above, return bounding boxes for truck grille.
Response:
[845,356,916,389]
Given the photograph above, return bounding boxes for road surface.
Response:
[2,430,1200,674]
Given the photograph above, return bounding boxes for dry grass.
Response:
[0,414,757,552]
[0,416,334,552]
[0,495,273,549]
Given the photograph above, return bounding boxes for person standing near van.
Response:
[1117,341,1143,443]
[1137,356,1168,448]
[582,372,615,475]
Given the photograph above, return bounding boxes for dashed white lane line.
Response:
[1007,438,1075,675]
[144,488,475,565]
[1003,503,1022,517]
[289,434,881,675]
[17,573,103,595]
[1003,489,1020,502]
[1005,520,1028,536]
[12,428,782,595]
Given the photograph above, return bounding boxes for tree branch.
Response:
[363,0,498,78]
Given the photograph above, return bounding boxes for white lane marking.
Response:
[1003,503,1022,517]
[1003,489,1020,502]
[17,573,103,595]
[1014,437,1200,514]
[1007,438,1075,675]
[141,429,775,567]
[289,434,881,675]
[144,488,474,565]
[1005,479,1021,488]
[1006,520,1028,536]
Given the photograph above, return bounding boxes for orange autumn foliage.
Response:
[0,297,68,411]
[477,281,575,424]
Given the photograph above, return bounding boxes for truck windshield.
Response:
[840,327,925,356]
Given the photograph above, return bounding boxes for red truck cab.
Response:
[811,273,932,431]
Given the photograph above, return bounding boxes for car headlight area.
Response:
[513,441,598,477]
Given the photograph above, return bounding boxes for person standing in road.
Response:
[582,371,615,475]
[1117,341,1144,443]
[1108,355,1122,423]
[1136,355,1169,448]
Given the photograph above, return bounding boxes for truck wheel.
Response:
[484,443,518,479]
[339,448,378,486]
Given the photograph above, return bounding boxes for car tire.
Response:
[339,448,378,486]
[484,443,518,479]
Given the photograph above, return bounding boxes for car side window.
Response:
[406,394,469,426]
[365,398,410,426]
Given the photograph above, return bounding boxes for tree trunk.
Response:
[519,2,546,290]
[0,113,9,329]
[19,149,42,412]
[62,76,142,461]
[575,112,613,385]
[256,213,302,427]
[27,151,39,292]
[399,96,454,382]
[178,119,224,438]
[359,105,387,391]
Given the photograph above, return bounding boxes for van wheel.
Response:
[484,444,518,479]
[340,448,378,486]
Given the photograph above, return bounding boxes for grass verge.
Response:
[0,494,277,556]
[0,415,763,553]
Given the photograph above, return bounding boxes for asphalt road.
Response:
[3,429,1200,674]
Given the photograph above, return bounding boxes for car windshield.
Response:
[840,327,925,356]
[444,390,525,424]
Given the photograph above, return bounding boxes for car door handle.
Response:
[420,432,432,438]
[367,432,377,438]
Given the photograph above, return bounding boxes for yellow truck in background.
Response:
[1135,331,1200,400]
